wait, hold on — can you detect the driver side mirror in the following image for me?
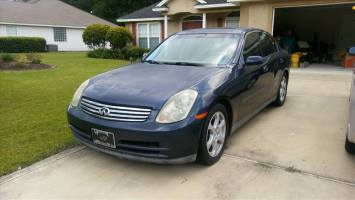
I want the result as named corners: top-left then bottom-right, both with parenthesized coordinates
top-left (245, 56), bottom-right (264, 65)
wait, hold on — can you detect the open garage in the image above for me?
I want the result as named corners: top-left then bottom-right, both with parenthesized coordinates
top-left (273, 3), bottom-right (355, 68)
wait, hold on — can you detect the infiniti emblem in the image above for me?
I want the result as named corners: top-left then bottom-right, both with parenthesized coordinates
top-left (99, 107), bottom-right (110, 116)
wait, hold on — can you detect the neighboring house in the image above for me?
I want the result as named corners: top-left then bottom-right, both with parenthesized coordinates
top-left (0, 0), bottom-right (116, 51)
top-left (117, 0), bottom-right (355, 65)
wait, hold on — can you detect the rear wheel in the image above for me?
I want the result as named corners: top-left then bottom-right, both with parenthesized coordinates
top-left (274, 73), bottom-right (288, 107)
top-left (197, 104), bottom-right (229, 165)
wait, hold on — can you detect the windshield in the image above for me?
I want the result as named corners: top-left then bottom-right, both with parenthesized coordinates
top-left (145, 33), bottom-right (240, 66)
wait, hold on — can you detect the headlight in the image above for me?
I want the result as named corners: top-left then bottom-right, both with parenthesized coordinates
top-left (156, 89), bottom-right (198, 124)
top-left (70, 79), bottom-right (90, 107)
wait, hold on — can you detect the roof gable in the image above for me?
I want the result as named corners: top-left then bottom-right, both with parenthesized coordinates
top-left (117, 0), bottom-right (239, 23)
top-left (156, 0), bottom-right (207, 8)
top-left (155, 0), bottom-right (228, 8)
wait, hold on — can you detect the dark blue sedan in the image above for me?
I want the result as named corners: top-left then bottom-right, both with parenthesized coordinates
top-left (67, 28), bottom-right (290, 165)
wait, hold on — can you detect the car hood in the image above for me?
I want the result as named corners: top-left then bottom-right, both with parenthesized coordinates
top-left (83, 63), bottom-right (227, 109)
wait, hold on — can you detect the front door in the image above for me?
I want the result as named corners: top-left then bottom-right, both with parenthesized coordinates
top-left (182, 21), bottom-right (202, 31)
top-left (236, 31), bottom-right (271, 121)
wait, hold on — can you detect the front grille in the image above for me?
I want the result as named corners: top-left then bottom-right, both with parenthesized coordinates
top-left (80, 97), bottom-right (152, 122)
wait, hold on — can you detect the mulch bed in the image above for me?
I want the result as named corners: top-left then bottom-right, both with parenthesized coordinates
top-left (0, 61), bottom-right (53, 71)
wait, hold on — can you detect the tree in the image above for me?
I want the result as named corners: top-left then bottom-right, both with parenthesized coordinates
top-left (82, 24), bottom-right (110, 49)
top-left (106, 27), bottom-right (133, 50)
top-left (61, 0), bottom-right (160, 23)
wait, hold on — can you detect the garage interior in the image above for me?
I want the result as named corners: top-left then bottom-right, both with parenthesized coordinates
top-left (273, 3), bottom-right (355, 68)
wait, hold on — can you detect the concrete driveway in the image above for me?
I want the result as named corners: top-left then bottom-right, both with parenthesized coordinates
top-left (1, 67), bottom-right (355, 199)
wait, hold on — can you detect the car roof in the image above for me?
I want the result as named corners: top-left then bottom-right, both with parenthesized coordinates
top-left (177, 27), bottom-right (263, 35)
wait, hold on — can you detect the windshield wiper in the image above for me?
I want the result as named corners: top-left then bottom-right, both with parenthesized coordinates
top-left (165, 62), bottom-right (205, 67)
top-left (143, 60), bottom-right (162, 65)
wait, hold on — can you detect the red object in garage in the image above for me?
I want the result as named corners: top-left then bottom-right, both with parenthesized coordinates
top-left (344, 55), bottom-right (355, 68)
top-left (344, 47), bottom-right (355, 68)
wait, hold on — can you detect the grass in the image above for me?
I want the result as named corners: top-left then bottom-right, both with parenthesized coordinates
top-left (0, 52), bottom-right (129, 176)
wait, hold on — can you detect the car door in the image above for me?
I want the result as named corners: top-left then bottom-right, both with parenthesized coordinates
top-left (259, 33), bottom-right (280, 100)
top-left (234, 31), bottom-right (271, 121)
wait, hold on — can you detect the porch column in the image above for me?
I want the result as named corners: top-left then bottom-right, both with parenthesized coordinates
top-left (164, 15), bottom-right (168, 39)
top-left (202, 13), bottom-right (207, 28)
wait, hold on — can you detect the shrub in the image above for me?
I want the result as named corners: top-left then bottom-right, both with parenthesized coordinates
top-left (15, 54), bottom-right (27, 63)
top-left (26, 53), bottom-right (42, 64)
top-left (87, 49), bottom-right (121, 59)
top-left (0, 53), bottom-right (15, 62)
top-left (106, 27), bottom-right (133, 50)
top-left (83, 24), bottom-right (110, 49)
top-left (121, 46), bottom-right (149, 61)
top-left (0, 37), bottom-right (46, 53)
top-left (87, 46), bottom-right (148, 61)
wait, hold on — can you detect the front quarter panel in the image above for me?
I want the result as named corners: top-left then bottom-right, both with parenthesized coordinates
top-left (191, 68), bottom-right (233, 114)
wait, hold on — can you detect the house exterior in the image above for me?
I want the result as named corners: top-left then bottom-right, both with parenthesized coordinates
top-left (117, 0), bottom-right (355, 51)
top-left (0, 0), bottom-right (116, 51)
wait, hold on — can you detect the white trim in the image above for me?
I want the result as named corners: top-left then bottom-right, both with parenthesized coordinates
top-left (164, 15), bottom-right (168, 39)
top-left (136, 22), bottom-right (161, 49)
top-left (197, 0), bottom-right (207, 4)
top-left (202, 13), bottom-right (207, 28)
top-left (195, 3), bottom-right (239, 9)
top-left (157, 0), bottom-right (207, 7)
top-left (227, 0), bottom-right (264, 2)
top-left (272, 1), bottom-right (355, 9)
top-left (156, 0), bottom-right (169, 7)
top-left (271, 7), bottom-right (275, 36)
top-left (0, 22), bottom-right (85, 29)
top-left (117, 17), bottom-right (167, 23)
top-left (152, 7), bottom-right (169, 12)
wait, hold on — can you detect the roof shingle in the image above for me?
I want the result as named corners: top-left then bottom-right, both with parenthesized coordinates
top-left (0, 0), bottom-right (116, 28)
top-left (119, 3), bottom-right (162, 20)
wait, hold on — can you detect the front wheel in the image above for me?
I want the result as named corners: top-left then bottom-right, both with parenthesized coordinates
top-left (197, 104), bottom-right (229, 165)
top-left (345, 133), bottom-right (355, 154)
top-left (274, 73), bottom-right (288, 107)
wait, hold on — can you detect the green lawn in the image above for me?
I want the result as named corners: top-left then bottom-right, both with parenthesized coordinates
top-left (0, 52), bottom-right (129, 176)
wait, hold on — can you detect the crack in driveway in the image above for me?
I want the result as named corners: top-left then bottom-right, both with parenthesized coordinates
top-left (223, 153), bottom-right (355, 187)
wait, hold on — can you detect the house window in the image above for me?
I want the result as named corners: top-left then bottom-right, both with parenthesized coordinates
top-left (53, 27), bottom-right (67, 42)
top-left (137, 23), bottom-right (160, 49)
top-left (6, 25), bottom-right (17, 36)
top-left (225, 12), bottom-right (240, 28)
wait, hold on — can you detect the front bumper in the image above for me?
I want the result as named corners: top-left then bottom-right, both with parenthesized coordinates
top-left (67, 106), bottom-right (204, 164)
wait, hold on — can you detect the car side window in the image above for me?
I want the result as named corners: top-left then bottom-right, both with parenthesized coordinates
top-left (260, 33), bottom-right (277, 57)
top-left (243, 32), bottom-right (262, 61)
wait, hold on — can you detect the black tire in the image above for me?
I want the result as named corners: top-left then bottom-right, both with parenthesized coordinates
top-left (274, 73), bottom-right (288, 107)
top-left (345, 134), bottom-right (355, 154)
top-left (197, 104), bottom-right (229, 166)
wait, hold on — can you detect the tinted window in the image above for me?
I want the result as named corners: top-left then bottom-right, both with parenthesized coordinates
top-left (260, 33), bottom-right (276, 56)
top-left (243, 32), bottom-right (262, 61)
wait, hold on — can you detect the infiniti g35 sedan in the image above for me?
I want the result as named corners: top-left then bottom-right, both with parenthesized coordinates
top-left (67, 28), bottom-right (290, 165)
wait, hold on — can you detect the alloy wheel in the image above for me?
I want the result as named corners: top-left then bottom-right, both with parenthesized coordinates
top-left (279, 76), bottom-right (287, 102)
top-left (206, 111), bottom-right (226, 157)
